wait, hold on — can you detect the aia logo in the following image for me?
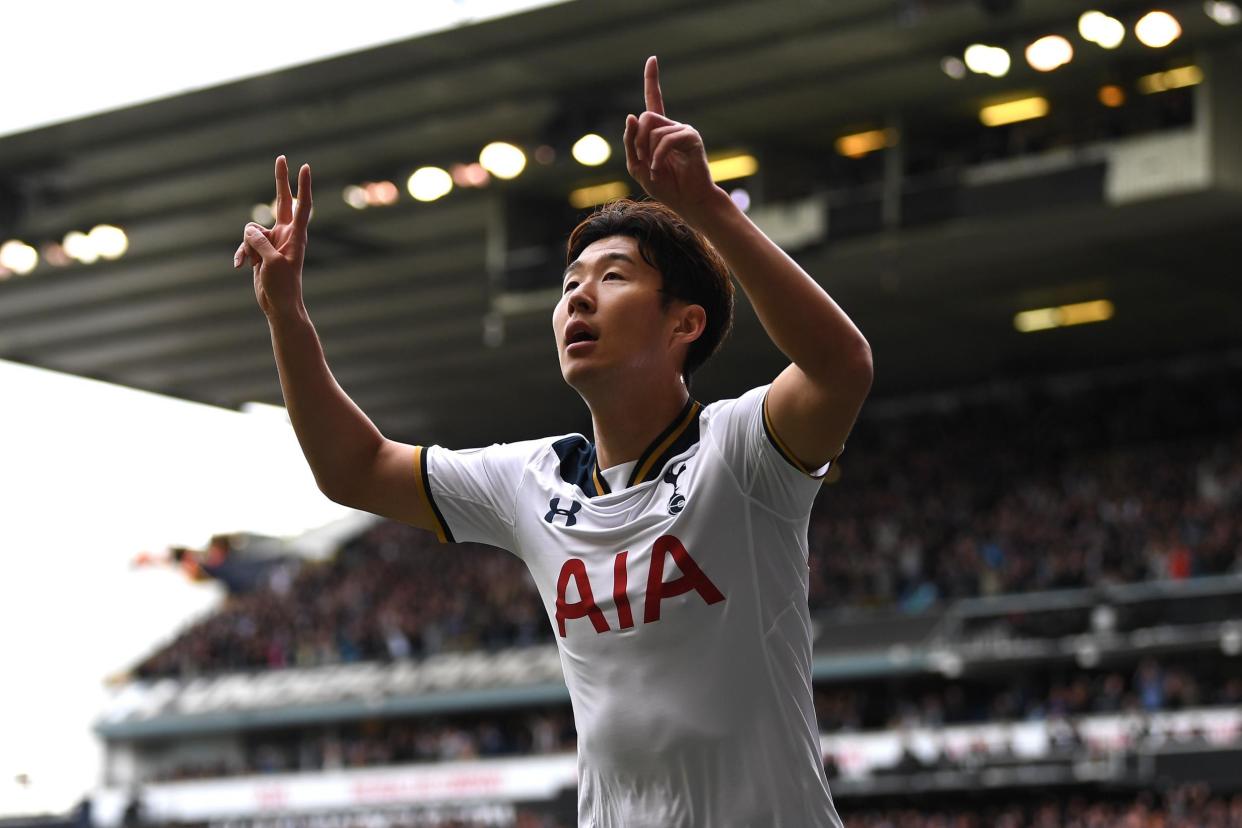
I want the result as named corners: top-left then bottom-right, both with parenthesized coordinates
top-left (555, 535), bottom-right (725, 637)
top-left (544, 497), bottom-right (583, 527)
top-left (664, 463), bottom-right (687, 514)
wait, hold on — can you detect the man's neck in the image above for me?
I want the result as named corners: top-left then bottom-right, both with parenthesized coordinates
top-left (586, 377), bottom-right (690, 470)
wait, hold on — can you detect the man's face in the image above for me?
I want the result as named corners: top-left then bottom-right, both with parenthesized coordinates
top-left (553, 234), bottom-right (676, 392)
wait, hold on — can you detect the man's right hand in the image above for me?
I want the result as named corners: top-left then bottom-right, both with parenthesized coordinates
top-left (234, 155), bottom-right (313, 319)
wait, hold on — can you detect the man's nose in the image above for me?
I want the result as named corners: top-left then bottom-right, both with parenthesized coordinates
top-left (567, 283), bottom-right (595, 314)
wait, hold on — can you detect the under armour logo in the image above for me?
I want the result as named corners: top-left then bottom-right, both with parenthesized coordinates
top-left (664, 463), bottom-right (688, 515)
top-left (544, 497), bottom-right (583, 526)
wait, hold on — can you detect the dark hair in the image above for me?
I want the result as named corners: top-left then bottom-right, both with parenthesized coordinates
top-left (566, 199), bottom-right (735, 385)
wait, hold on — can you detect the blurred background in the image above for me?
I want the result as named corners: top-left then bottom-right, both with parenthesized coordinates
top-left (1, 0), bottom-right (1241, 826)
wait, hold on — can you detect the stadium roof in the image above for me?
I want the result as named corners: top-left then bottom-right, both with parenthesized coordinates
top-left (1, 0), bottom-right (1240, 446)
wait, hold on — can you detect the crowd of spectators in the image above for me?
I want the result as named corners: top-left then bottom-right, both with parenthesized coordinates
top-left (153, 653), bottom-right (1241, 782)
top-left (815, 658), bottom-right (1242, 732)
top-left (158, 708), bottom-right (575, 781)
top-left (134, 360), bottom-right (1242, 679)
top-left (839, 785), bottom-right (1242, 828)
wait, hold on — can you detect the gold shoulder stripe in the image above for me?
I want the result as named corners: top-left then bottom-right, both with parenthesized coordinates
top-left (413, 445), bottom-right (453, 543)
top-left (761, 394), bottom-right (828, 480)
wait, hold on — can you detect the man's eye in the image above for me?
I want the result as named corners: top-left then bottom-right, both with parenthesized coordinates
top-left (563, 280), bottom-right (579, 293)
top-left (603, 272), bottom-right (623, 281)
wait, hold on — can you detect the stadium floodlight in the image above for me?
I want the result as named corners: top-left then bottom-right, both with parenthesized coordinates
top-left (343, 185), bottom-right (368, 209)
top-left (89, 224), bottom-right (128, 260)
top-left (0, 239), bottom-right (38, 274)
top-left (450, 163), bottom-right (490, 187)
top-left (63, 230), bottom-right (98, 264)
top-left (834, 128), bottom-right (898, 159)
top-left (1013, 299), bottom-right (1114, 332)
top-left (979, 96), bottom-right (1049, 127)
top-left (1205, 0), bottom-right (1242, 24)
top-left (1025, 35), bottom-right (1074, 71)
top-left (364, 181), bottom-right (399, 206)
top-left (1079, 11), bottom-right (1126, 47)
top-left (1135, 10), bottom-right (1182, 46)
top-left (1138, 65), bottom-right (1204, 93)
top-left (964, 43), bottom-right (1011, 77)
top-left (479, 142), bottom-right (527, 179)
top-left (41, 242), bottom-right (71, 267)
top-left (407, 167), bottom-right (453, 202)
top-left (252, 202), bottom-right (275, 224)
top-left (1098, 84), bottom-right (1126, 107)
top-left (569, 181), bottom-right (629, 209)
top-left (941, 56), bottom-right (967, 79)
top-left (571, 134), bottom-right (611, 167)
top-left (708, 153), bottom-right (758, 182)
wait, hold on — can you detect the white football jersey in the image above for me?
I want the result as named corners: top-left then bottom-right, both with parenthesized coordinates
top-left (415, 385), bottom-right (843, 828)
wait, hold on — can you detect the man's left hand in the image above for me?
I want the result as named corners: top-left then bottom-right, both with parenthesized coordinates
top-left (623, 56), bottom-right (724, 221)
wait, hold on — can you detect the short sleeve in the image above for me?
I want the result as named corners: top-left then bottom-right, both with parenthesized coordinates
top-left (701, 385), bottom-right (836, 520)
top-left (414, 440), bottom-right (542, 551)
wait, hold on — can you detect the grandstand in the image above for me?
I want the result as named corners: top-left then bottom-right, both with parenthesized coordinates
top-left (2, 1), bottom-right (1241, 826)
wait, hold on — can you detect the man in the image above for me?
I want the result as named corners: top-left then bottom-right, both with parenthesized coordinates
top-left (236, 57), bottom-right (870, 827)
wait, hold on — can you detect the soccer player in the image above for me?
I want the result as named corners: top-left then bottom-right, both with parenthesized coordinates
top-left (235, 57), bottom-right (870, 827)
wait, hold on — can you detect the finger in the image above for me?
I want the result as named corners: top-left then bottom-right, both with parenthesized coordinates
top-left (647, 124), bottom-right (686, 171)
top-left (244, 223), bottom-right (281, 264)
top-left (275, 156), bottom-right (293, 225)
top-left (235, 225), bottom-right (273, 268)
top-left (644, 55), bottom-right (664, 116)
top-left (294, 163), bottom-right (313, 231)
top-left (623, 114), bottom-right (648, 182)
top-left (650, 128), bottom-right (703, 181)
top-left (635, 111), bottom-right (675, 164)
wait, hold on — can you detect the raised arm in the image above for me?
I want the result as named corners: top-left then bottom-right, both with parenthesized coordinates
top-left (235, 156), bottom-right (438, 529)
top-left (623, 57), bottom-right (872, 471)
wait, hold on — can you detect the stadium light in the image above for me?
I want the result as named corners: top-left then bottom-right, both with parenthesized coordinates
top-left (1137, 65), bottom-right (1204, 93)
top-left (941, 56), bottom-right (967, 79)
top-left (1098, 84), bottom-right (1126, 107)
top-left (729, 188), bottom-right (751, 212)
top-left (1025, 35), bottom-right (1073, 71)
top-left (708, 153), bottom-right (758, 182)
top-left (0, 240), bottom-right (38, 275)
top-left (834, 128), bottom-right (897, 159)
top-left (979, 96), bottom-right (1049, 127)
top-left (479, 142), bottom-right (527, 179)
top-left (343, 185), bottom-right (368, 209)
top-left (964, 44), bottom-right (1011, 77)
top-left (90, 224), bottom-right (129, 260)
top-left (569, 181), bottom-right (629, 209)
top-left (364, 181), bottom-right (399, 206)
top-left (571, 134), bottom-right (611, 167)
top-left (450, 163), bottom-right (490, 187)
top-left (63, 231), bottom-right (96, 263)
top-left (251, 202), bottom-right (275, 225)
top-left (1014, 299), bottom-right (1114, 332)
top-left (1205, 0), bottom-right (1242, 25)
top-left (407, 167), bottom-right (453, 202)
top-left (1079, 11), bottom-right (1126, 48)
top-left (41, 242), bottom-right (71, 267)
top-left (1135, 10), bottom-right (1182, 47)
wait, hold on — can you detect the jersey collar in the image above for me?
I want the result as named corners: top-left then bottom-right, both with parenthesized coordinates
top-left (552, 397), bottom-right (703, 498)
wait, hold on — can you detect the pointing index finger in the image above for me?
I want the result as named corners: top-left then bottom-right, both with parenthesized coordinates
top-left (275, 155), bottom-right (293, 225)
top-left (644, 55), bottom-right (664, 116)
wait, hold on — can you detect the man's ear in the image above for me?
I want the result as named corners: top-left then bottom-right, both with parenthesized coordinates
top-left (672, 303), bottom-right (707, 346)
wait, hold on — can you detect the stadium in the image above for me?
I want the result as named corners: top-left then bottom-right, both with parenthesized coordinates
top-left (2, 1), bottom-right (1241, 826)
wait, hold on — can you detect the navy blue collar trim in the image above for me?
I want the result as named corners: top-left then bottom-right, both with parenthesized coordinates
top-left (552, 398), bottom-right (702, 497)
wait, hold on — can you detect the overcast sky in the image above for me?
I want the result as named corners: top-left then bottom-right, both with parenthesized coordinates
top-left (0, 0), bottom-right (572, 815)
